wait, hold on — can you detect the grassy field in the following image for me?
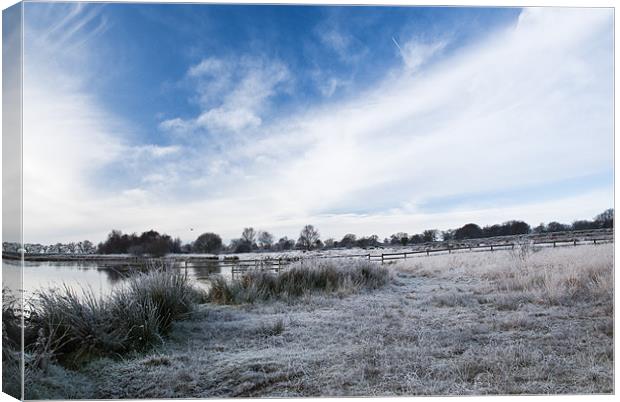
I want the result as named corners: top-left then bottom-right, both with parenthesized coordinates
top-left (10, 243), bottom-right (614, 398)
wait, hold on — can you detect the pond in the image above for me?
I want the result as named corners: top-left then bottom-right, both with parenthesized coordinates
top-left (1, 259), bottom-right (237, 299)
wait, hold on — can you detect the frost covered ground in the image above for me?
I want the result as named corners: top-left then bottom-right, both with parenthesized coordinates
top-left (28, 244), bottom-right (613, 398)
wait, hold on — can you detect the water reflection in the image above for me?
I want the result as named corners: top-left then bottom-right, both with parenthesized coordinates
top-left (1, 259), bottom-right (239, 299)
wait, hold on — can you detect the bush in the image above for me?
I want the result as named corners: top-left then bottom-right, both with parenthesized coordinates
top-left (208, 260), bottom-right (390, 304)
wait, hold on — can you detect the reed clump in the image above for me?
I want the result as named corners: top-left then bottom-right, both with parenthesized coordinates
top-left (209, 259), bottom-right (390, 304)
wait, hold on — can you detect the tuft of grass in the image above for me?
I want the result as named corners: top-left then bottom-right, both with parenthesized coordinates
top-left (430, 291), bottom-right (477, 308)
top-left (257, 318), bottom-right (285, 337)
top-left (25, 268), bottom-right (207, 367)
top-left (209, 260), bottom-right (390, 304)
top-left (30, 286), bottom-right (124, 365)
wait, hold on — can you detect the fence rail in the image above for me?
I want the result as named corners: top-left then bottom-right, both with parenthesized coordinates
top-left (222, 235), bottom-right (613, 276)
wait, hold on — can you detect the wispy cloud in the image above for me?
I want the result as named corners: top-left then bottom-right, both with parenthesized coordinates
top-left (393, 37), bottom-right (448, 72)
top-left (316, 20), bottom-right (368, 64)
top-left (160, 56), bottom-right (291, 135)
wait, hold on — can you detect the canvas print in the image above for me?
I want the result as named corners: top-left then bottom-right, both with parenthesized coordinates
top-left (1, 1), bottom-right (614, 399)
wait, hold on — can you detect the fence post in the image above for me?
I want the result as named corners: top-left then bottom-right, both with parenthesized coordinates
top-left (490, 245), bottom-right (493, 252)
top-left (511, 244), bottom-right (515, 250)
top-left (573, 239), bottom-right (577, 246)
top-left (594, 239), bottom-right (597, 245)
top-left (426, 249), bottom-right (429, 256)
top-left (553, 241), bottom-right (556, 248)
top-left (367, 253), bottom-right (371, 261)
top-left (381, 254), bottom-right (384, 264)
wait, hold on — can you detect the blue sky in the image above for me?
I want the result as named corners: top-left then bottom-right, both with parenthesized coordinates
top-left (20, 3), bottom-right (613, 243)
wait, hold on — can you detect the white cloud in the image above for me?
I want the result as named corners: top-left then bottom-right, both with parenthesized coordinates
top-left (21, 7), bottom-right (613, 244)
top-left (196, 108), bottom-right (262, 132)
top-left (317, 23), bottom-right (368, 64)
top-left (396, 38), bottom-right (447, 72)
top-left (158, 118), bottom-right (193, 136)
top-left (160, 56), bottom-right (291, 134)
top-left (187, 57), bottom-right (226, 77)
top-left (136, 145), bottom-right (181, 158)
top-left (320, 29), bottom-right (351, 58)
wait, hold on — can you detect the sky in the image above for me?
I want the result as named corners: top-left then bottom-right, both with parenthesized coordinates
top-left (19, 2), bottom-right (613, 244)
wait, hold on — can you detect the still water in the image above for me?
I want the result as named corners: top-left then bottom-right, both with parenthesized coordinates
top-left (1, 259), bottom-right (235, 299)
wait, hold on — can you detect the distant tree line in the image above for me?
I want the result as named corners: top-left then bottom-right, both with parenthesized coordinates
top-left (95, 209), bottom-right (613, 256)
top-left (97, 230), bottom-right (182, 257)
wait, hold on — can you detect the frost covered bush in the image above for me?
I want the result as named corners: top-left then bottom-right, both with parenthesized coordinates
top-left (209, 259), bottom-right (390, 304)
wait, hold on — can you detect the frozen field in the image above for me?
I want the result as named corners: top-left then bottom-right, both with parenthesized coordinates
top-left (23, 244), bottom-right (613, 398)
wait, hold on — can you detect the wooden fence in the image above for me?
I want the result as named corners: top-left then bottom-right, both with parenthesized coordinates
top-left (200, 234), bottom-right (614, 277)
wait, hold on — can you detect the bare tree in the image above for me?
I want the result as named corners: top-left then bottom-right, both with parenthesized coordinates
top-left (297, 225), bottom-right (320, 250)
top-left (258, 231), bottom-right (274, 250)
top-left (241, 227), bottom-right (257, 247)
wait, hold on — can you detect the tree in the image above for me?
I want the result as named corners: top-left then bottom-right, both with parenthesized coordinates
top-left (231, 239), bottom-right (252, 253)
top-left (297, 225), bottom-right (320, 250)
top-left (422, 229), bottom-right (438, 242)
top-left (366, 234), bottom-right (380, 247)
top-left (323, 238), bottom-right (336, 249)
top-left (595, 209), bottom-right (614, 228)
top-left (241, 227), bottom-right (257, 246)
top-left (193, 232), bottom-right (223, 254)
top-left (138, 230), bottom-right (173, 257)
top-left (340, 233), bottom-right (357, 248)
top-left (409, 234), bottom-right (424, 244)
top-left (258, 231), bottom-right (274, 250)
top-left (441, 230), bottom-right (455, 241)
top-left (171, 237), bottom-right (183, 254)
top-left (482, 224), bottom-right (503, 238)
top-left (572, 220), bottom-right (597, 231)
top-left (546, 221), bottom-right (569, 232)
top-left (181, 244), bottom-right (193, 253)
top-left (78, 240), bottom-right (95, 254)
top-left (357, 236), bottom-right (371, 248)
top-left (275, 237), bottom-right (295, 251)
top-left (454, 224), bottom-right (483, 240)
top-left (532, 223), bottom-right (546, 234)
top-left (504, 220), bottom-right (531, 236)
top-left (390, 232), bottom-right (409, 246)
